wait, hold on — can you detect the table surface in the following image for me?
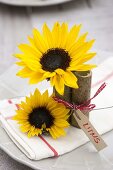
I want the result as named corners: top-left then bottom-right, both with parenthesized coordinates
top-left (0, 0), bottom-right (113, 169)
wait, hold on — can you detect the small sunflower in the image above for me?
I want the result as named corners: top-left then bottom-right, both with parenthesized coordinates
top-left (15, 22), bottom-right (96, 95)
top-left (13, 89), bottom-right (70, 139)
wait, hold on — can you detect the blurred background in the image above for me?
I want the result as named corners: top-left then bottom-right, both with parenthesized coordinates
top-left (0, 0), bottom-right (113, 75)
top-left (0, 0), bottom-right (113, 169)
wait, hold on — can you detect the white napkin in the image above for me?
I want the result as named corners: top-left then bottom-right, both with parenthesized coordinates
top-left (0, 58), bottom-right (113, 160)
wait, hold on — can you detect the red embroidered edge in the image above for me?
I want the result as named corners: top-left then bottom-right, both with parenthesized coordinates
top-left (39, 135), bottom-right (58, 157)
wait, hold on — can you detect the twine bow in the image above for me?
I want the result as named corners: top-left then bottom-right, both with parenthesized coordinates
top-left (53, 83), bottom-right (106, 111)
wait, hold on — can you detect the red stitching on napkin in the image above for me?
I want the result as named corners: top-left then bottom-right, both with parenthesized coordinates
top-left (39, 135), bottom-right (58, 157)
top-left (15, 104), bottom-right (20, 110)
top-left (8, 99), bottom-right (13, 104)
top-left (92, 70), bottom-right (113, 88)
top-left (7, 99), bottom-right (19, 110)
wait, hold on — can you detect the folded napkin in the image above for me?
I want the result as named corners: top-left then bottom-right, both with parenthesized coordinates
top-left (0, 58), bottom-right (113, 160)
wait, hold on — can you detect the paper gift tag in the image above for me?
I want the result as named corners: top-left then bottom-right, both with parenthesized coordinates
top-left (73, 109), bottom-right (107, 151)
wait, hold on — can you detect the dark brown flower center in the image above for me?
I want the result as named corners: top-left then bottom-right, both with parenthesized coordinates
top-left (28, 107), bottom-right (54, 128)
top-left (40, 48), bottom-right (71, 72)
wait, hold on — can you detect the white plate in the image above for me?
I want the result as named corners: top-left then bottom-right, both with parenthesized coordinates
top-left (0, 0), bottom-right (72, 6)
top-left (0, 125), bottom-right (113, 170)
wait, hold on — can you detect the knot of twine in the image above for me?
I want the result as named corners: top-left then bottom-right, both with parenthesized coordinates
top-left (53, 83), bottom-right (106, 112)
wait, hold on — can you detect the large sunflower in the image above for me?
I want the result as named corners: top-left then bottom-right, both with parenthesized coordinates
top-left (15, 22), bottom-right (96, 95)
top-left (13, 89), bottom-right (69, 139)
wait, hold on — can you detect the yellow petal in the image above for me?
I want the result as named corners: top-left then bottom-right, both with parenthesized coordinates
top-left (53, 74), bottom-right (65, 95)
top-left (14, 53), bottom-right (25, 59)
top-left (27, 131), bottom-right (32, 138)
top-left (30, 89), bottom-right (41, 108)
top-left (18, 44), bottom-right (42, 59)
top-left (34, 88), bottom-right (41, 98)
top-left (29, 72), bottom-right (44, 84)
top-left (28, 36), bottom-right (36, 49)
top-left (15, 53), bottom-right (38, 63)
top-left (77, 32), bottom-right (88, 43)
top-left (15, 109), bottom-right (28, 116)
top-left (52, 126), bottom-right (66, 137)
top-left (70, 52), bottom-right (96, 66)
top-left (50, 76), bottom-right (55, 86)
top-left (33, 129), bottom-right (41, 136)
top-left (22, 58), bottom-right (42, 71)
top-left (30, 126), bottom-right (35, 132)
top-left (52, 108), bottom-right (69, 119)
top-left (51, 107), bottom-right (66, 116)
top-left (16, 67), bottom-right (33, 78)
top-left (69, 64), bottom-right (97, 71)
top-left (40, 90), bottom-right (49, 106)
top-left (50, 126), bottom-right (61, 138)
top-left (54, 119), bottom-right (69, 128)
top-left (49, 129), bottom-right (57, 139)
top-left (20, 124), bottom-right (31, 133)
top-left (16, 61), bottom-right (26, 66)
top-left (32, 28), bottom-right (48, 53)
top-left (55, 69), bottom-right (65, 75)
top-left (52, 22), bottom-right (60, 47)
top-left (67, 32), bottom-right (88, 54)
top-left (68, 32), bottom-right (88, 53)
top-left (70, 40), bottom-right (95, 57)
top-left (59, 23), bottom-right (68, 48)
top-left (81, 52), bottom-right (96, 63)
top-left (43, 23), bottom-right (53, 48)
top-left (43, 71), bottom-right (56, 79)
top-left (20, 101), bottom-right (32, 113)
top-left (46, 99), bottom-right (57, 111)
top-left (66, 24), bottom-right (81, 49)
top-left (63, 71), bottom-right (78, 89)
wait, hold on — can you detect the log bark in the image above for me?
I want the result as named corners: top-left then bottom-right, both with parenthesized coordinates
top-left (70, 71), bottom-right (92, 128)
top-left (53, 86), bottom-right (71, 102)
